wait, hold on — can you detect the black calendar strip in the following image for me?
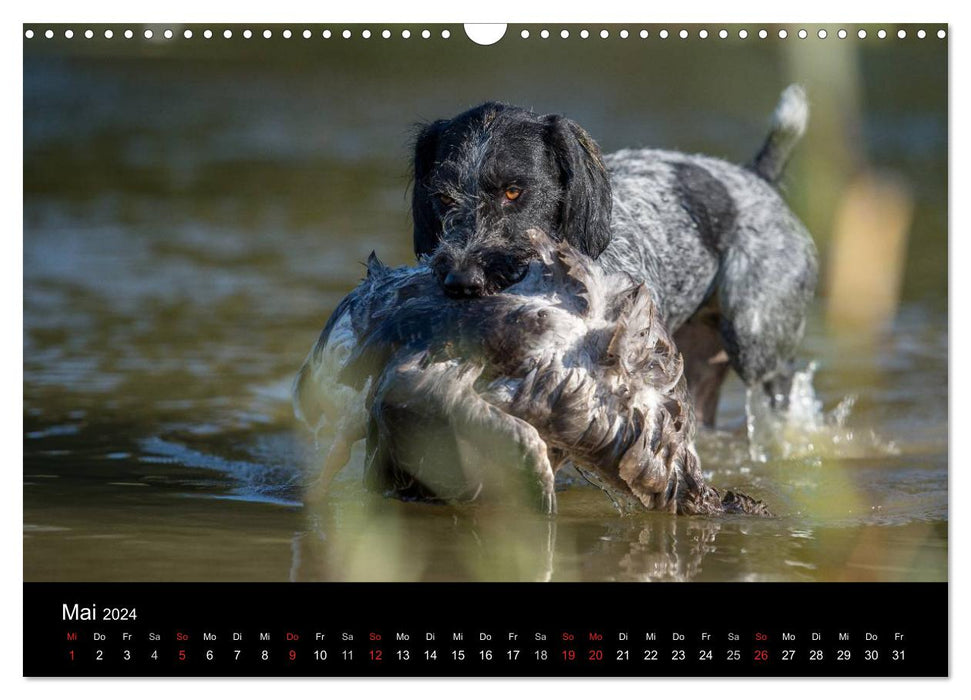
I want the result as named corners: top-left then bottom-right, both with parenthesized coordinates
top-left (24, 582), bottom-right (947, 677)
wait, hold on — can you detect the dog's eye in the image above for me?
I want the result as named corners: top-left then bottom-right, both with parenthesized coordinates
top-left (438, 194), bottom-right (455, 207)
top-left (504, 186), bottom-right (523, 201)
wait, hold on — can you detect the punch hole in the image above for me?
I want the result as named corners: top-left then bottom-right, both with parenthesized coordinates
top-left (520, 30), bottom-right (529, 39)
top-left (540, 29), bottom-right (549, 39)
top-left (203, 29), bottom-right (212, 39)
top-left (164, 29), bottom-right (173, 39)
top-left (421, 29), bottom-right (430, 39)
top-left (738, 29), bottom-right (748, 39)
top-left (402, 29), bottom-right (411, 39)
top-left (718, 29), bottom-right (728, 39)
top-left (144, 29), bottom-right (153, 39)
top-left (105, 29), bottom-right (113, 38)
top-left (917, 29), bottom-right (926, 39)
top-left (758, 29), bottom-right (767, 39)
top-left (441, 30), bottom-right (451, 39)
top-left (620, 29), bottom-right (629, 38)
top-left (560, 29), bottom-right (569, 39)
top-left (817, 29), bottom-right (827, 39)
top-left (877, 29), bottom-right (887, 39)
top-left (323, 30), bottom-right (332, 39)
top-left (638, 29), bottom-right (647, 39)
top-left (897, 29), bottom-right (906, 39)
top-left (798, 29), bottom-right (807, 39)
top-left (64, 29), bottom-right (74, 39)
top-left (342, 29), bottom-right (351, 39)
top-left (242, 29), bottom-right (251, 39)
top-left (364, 30), bottom-right (372, 39)
top-left (282, 29), bottom-right (291, 39)
top-left (837, 29), bottom-right (847, 39)
top-left (302, 30), bottom-right (310, 39)
top-left (778, 29), bottom-right (788, 39)
top-left (223, 29), bottom-right (232, 39)
top-left (25, 29), bottom-right (34, 38)
top-left (581, 29), bottom-right (589, 39)
top-left (184, 29), bottom-right (193, 39)
top-left (464, 24), bottom-right (506, 45)
top-left (600, 30), bottom-right (609, 39)
top-left (858, 29), bottom-right (867, 39)
top-left (699, 29), bottom-right (708, 39)
top-left (937, 29), bottom-right (946, 39)
top-left (124, 29), bottom-right (133, 39)
top-left (383, 30), bottom-right (391, 39)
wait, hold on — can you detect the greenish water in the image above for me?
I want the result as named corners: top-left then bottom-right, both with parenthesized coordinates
top-left (24, 27), bottom-right (947, 582)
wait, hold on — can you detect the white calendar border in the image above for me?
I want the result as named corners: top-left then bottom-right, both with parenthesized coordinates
top-left (4, 0), bottom-right (963, 697)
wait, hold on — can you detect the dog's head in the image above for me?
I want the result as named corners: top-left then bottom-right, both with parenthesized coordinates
top-left (411, 102), bottom-right (612, 298)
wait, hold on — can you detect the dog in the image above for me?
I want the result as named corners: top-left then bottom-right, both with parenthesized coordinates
top-left (410, 86), bottom-right (818, 427)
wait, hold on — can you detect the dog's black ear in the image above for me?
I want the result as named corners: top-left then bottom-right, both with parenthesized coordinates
top-left (545, 116), bottom-right (612, 259)
top-left (411, 119), bottom-right (448, 259)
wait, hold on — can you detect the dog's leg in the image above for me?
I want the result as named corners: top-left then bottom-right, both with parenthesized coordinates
top-left (717, 241), bottom-right (816, 411)
top-left (673, 313), bottom-right (731, 428)
top-left (760, 363), bottom-right (797, 411)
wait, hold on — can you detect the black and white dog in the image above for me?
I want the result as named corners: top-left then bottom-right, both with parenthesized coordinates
top-left (411, 86), bottom-right (818, 426)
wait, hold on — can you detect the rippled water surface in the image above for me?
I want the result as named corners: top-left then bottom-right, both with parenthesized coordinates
top-left (24, 33), bottom-right (947, 582)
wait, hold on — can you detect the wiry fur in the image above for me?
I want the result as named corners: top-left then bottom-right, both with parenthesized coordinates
top-left (294, 230), bottom-right (770, 516)
top-left (410, 88), bottom-right (818, 426)
top-left (750, 84), bottom-right (810, 183)
top-left (412, 103), bottom-right (613, 297)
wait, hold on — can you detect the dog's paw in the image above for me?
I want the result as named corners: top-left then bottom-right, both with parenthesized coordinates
top-left (540, 488), bottom-right (558, 516)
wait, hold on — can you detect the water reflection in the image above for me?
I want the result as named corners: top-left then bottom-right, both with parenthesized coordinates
top-left (607, 519), bottom-right (722, 582)
top-left (288, 495), bottom-right (808, 583)
top-left (290, 499), bottom-right (558, 583)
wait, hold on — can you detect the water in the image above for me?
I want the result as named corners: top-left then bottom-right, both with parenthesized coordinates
top-left (23, 32), bottom-right (947, 582)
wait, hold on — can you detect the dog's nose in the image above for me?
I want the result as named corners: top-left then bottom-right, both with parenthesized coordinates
top-left (443, 269), bottom-right (486, 298)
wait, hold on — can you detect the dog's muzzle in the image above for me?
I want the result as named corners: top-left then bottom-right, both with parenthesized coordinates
top-left (443, 268), bottom-right (487, 298)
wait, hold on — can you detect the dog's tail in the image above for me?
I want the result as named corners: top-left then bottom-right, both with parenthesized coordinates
top-left (749, 85), bottom-right (809, 184)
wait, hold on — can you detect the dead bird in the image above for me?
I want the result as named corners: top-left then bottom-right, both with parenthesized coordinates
top-left (294, 230), bottom-right (770, 517)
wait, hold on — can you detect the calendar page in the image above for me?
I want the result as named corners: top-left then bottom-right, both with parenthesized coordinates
top-left (22, 20), bottom-right (948, 677)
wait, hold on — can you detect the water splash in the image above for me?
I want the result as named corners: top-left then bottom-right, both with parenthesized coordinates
top-left (745, 362), bottom-right (898, 463)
